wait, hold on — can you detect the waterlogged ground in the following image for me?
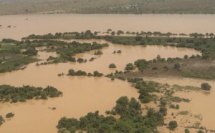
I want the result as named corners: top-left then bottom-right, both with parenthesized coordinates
top-left (145, 77), bottom-right (215, 131)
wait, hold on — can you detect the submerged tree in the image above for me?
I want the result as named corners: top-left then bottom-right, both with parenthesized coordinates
top-left (57, 96), bottom-right (164, 133)
top-left (125, 63), bottom-right (135, 71)
top-left (168, 121), bottom-right (178, 130)
top-left (109, 63), bottom-right (116, 68)
top-left (201, 83), bottom-right (211, 91)
top-left (0, 116), bottom-right (4, 126)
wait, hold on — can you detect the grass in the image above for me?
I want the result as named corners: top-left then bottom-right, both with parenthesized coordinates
top-left (172, 85), bottom-right (200, 92)
top-left (181, 71), bottom-right (215, 79)
top-left (178, 111), bottom-right (190, 115)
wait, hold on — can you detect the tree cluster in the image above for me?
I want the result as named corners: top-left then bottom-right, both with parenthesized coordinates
top-left (57, 96), bottom-right (164, 133)
top-left (134, 81), bottom-right (158, 103)
top-left (0, 85), bottom-right (62, 103)
top-left (68, 69), bottom-right (103, 77)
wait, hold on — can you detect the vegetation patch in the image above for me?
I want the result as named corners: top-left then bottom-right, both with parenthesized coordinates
top-left (67, 69), bottom-right (103, 77)
top-left (177, 111), bottom-right (190, 115)
top-left (108, 63), bottom-right (116, 68)
top-left (57, 96), bottom-right (165, 133)
top-left (201, 83), bottom-right (212, 91)
top-left (0, 41), bottom-right (39, 73)
top-left (125, 63), bottom-right (135, 71)
top-left (0, 85), bottom-right (62, 103)
top-left (94, 50), bottom-right (103, 55)
top-left (6, 112), bottom-right (14, 118)
top-left (168, 121), bottom-right (178, 130)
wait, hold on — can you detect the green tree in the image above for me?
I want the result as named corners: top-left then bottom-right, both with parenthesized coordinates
top-left (159, 106), bottom-right (167, 116)
top-left (117, 50), bottom-right (122, 53)
top-left (68, 69), bottom-right (75, 76)
top-left (117, 30), bottom-right (124, 35)
top-left (135, 36), bottom-right (143, 41)
top-left (197, 130), bottom-right (204, 133)
top-left (0, 116), bottom-right (4, 126)
top-left (125, 63), bottom-right (135, 71)
top-left (93, 71), bottom-right (103, 77)
top-left (147, 108), bottom-right (156, 117)
top-left (185, 128), bottom-right (190, 133)
top-left (134, 59), bottom-right (149, 71)
top-left (6, 112), bottom-right (15, 118)
top-left (115, 96), bottom-right (129, 115)
top-left (98, 123), bottom-right (112, 133)
top-left (168, 121), bottom-right (178, 130)
top-left (201, 83), bottom-right (211, 91)
top-left (23, 47), bottom-right (38, 56)
top-left (184, 55), bottom-right (188, 59)
top-left (114, 120), bottom-right (133, 133)
top-left (128, 98), bottom-right (141, 116)
top-left (109, 63), bottom-right (116, 68)
top-left (174, 63), bottom-right (181, 71)
top-left (111, 31), bottom-right (115, 36)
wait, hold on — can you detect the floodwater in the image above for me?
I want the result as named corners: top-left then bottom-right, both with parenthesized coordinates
top-left (145, 77), bottom-right (215, 130)
top-left (0, 14), bottom-right (215, 40)
top-left (0, 14), bottom-right (214, 132)
top-left (0, 40), bottom-right (200, 132)
top-left (63, 39), bottom-right (201, 74)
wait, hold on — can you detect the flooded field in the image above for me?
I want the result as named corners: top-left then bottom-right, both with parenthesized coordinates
top-left (0, 14), bottom-right (214, 133)
top-left (145, 77), bottom-right (215, 130)
top-left (0, 41), bottom-right (200, 132)
top-left (0, 14), bottom-right (215, 40)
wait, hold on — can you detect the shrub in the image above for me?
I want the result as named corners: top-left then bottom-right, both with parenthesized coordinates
top-left (168, 121), bottom-right (178, 130)
top-left (174, 63), bottom-right (181, 71)
top-left (0, 116), bottom-right (4, 126)
top-left (109, 63), bottom-right (116, 68)
top-left (134, 59), bottom-right (149, 71)
top-left (125, 63), bottom-right (135, 71)
top-left (201, 83), bottom-right (211, 91)
top-left (93, 71), bottom-right (103, 77)
top-left (117, 50), bottom-right (122, 53)
top-left (77, 58), bottom-right (85, 63)
top-left (185, 128), bottom-right (190, 133)
top-left (197, 130), bottom-right (204, 133)
top-left (94, 50), bottom-right (103, 55)
top-left (184, 55), bottom-right (188, 59)
top-left (6, 112), bottom-right (14, 118)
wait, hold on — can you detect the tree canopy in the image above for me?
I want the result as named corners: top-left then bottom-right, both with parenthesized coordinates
top-left (57, 96), bottom-right (165, 133)
top-left (0, 85), bottom-right (62, 103)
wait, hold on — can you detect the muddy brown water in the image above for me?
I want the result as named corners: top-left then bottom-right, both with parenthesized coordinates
top-left (0, 14), bottom-right (214, 132)
top-left (145, 77), bottom-right (215, 131)
top-left (0, 40), bottom-right (201, 133)
top-left (0, 14), bottom-right (215, 40)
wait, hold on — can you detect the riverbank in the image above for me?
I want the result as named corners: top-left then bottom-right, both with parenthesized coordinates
top-left (0, 0), bottom-right (215, 15)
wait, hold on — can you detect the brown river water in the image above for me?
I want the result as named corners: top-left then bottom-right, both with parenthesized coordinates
top-left (0, 14), bottom-right (214, 133)
top-left (0, 14), bottom-right (215, 40)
